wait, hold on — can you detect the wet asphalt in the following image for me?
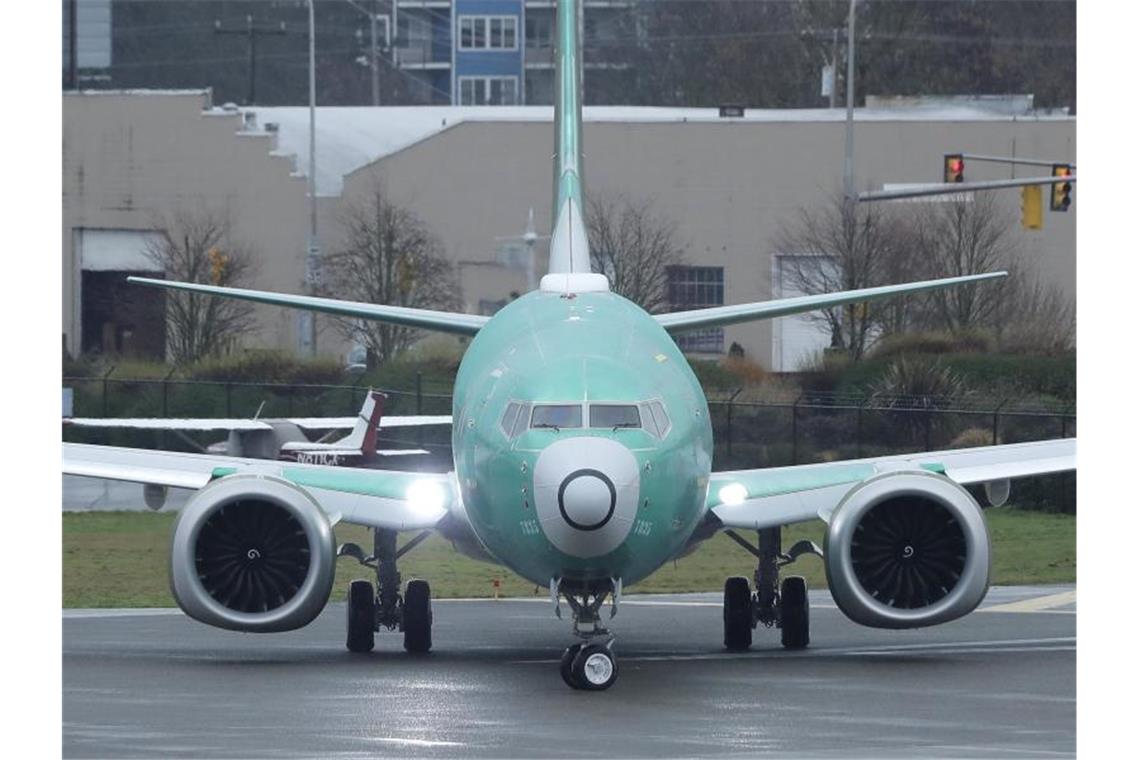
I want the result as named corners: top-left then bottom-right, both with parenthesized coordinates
top-left (63, 586), bottom-right (1075, 759)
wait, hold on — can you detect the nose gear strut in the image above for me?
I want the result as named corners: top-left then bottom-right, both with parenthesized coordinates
top-left (553, 577), bottom-right (621, 690)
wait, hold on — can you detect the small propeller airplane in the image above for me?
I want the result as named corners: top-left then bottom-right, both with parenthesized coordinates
top-left (64, 390), bottom-right (449, 466)
top-left (63, 0), bottom-right (1076, 691)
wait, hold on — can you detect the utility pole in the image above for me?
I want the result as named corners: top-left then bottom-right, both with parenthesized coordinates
top-left (345, 0), bottom-right (385, 106)
top-left (214, 15), bottom-right (288, 106)
top-left (67, 0), bottom-right (78, 89)
top-left (829, 28), bottom-right (839, 109)
top-left (843, 0), bottom-right (857, 202)
top-left (370, 3), bottom-right (380, 106)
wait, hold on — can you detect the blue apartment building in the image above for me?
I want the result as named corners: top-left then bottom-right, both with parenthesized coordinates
top-left (393, 1), bottom-right (635, 105)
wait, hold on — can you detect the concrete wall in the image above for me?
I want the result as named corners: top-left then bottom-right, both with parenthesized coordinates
top-left (63, 92), bottom-right (327, 357)
top-left (347, 117), bottom-right (1075, 366)
top-left (63, 93), bottom-right (1075, 369)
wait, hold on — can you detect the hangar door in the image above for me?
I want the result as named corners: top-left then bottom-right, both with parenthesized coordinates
top-left (78, 229), bottom-right (165, 358)
top-left (771, 254), bottom-right (836, 372)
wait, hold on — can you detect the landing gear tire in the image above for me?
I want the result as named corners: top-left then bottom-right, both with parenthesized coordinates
top-left (569, 644), bottom-right (617, 691)
top-left (723, 576), bottom-right (753, 651)
top-left (780, 575), bottom-right (809, 650)
top-left (402, 579), bottom-right (433, 653)
top-left (346, 579), bottom-right (376, 653)
top-left (560, 643), bottom-right (585, 688)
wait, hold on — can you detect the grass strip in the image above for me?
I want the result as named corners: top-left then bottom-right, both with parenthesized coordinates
top-left (62, 507), bottom-right (1074, 608)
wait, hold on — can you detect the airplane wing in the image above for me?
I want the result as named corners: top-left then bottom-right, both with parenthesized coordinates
top-left (65, 417), bottom-right (275, 431)
top-left (63, 443), bottom-right (452, 531)
top-left (708, 438), bottom-right (1075, 531)
top-left (64, 414), bottom-right (451, 432)
top-left (287, 415), bottom-right (453, 430)
top-left (127, 277), bottom-right (489, 336)
top-left (655, 272), bottom-right (1006, 332)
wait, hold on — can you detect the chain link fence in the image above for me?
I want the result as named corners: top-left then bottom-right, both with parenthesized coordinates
top-left (63, 376), bottom-right (1076, 511)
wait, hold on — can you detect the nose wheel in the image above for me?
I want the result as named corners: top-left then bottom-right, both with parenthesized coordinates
top-left (561, 643), bottom-right (618, 690)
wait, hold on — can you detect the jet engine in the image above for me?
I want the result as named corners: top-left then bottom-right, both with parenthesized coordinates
top-left (169, 474), bottom-right (336, 632)
top-left (824, 470), bottom-right (990, 629)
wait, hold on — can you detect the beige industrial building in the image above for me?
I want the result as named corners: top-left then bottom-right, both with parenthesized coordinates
top-left (62, 90), bottom-right (1075, 370)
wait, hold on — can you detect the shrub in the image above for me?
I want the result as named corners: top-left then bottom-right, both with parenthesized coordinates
top-left (870, 356), bottom-right (970, 403)
top-left (950, 427), bottom-right (995, 448)
top-left (189, 351), bottom-right (345, 385)
top-left (871, 329), bottom-right (994, 361)
top-left (720, 356), bottom-right (768, 385)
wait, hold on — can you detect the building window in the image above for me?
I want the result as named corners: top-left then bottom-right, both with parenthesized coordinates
top-left (459, 76), bottom-right (519, 105)
top-left (526, 12), bottom-right (553, 49)
top-left (668, 265), bottom-right (725, 353)
top-left (458, 16), bottom-right (518, 50)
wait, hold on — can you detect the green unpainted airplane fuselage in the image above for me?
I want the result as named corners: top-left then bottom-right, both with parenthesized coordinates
top-left (452, 289), bottom-right (714, 589)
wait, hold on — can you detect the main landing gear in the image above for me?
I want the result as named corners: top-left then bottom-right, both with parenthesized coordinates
top-left (555, 579), bottom-right (620, 690)
top-left (723, 526), bottom-right (820, 652)
top-left (339, 528), bottom-right (434, 654)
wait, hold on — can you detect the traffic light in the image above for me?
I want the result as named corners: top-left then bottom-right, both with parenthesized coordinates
top-left (207, 247), bottom-right (229, 284)
top-left (1050, 164), bottom-right (1073, 211)
top-left (1020, 185), bottom-right (1043, 230)
top-left (943, 153), bottom-right (965, 183)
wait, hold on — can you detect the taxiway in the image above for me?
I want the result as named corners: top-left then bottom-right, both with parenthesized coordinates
top-left (63, 586), bottom-right (1075, 758)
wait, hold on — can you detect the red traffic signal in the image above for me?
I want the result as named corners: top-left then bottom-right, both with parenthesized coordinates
top-left (944, 154), bottom-right (965, 183)
top-left (1050, 164), bottom-right (1072, 212)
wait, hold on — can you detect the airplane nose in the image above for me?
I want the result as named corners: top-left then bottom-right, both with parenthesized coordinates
top-left (533, 438), bottom-right (640, 558)
top-left (558, 469), bottom-right (616, 531)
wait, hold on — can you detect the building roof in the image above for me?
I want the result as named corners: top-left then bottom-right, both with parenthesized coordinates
top-left (226, 104), bottom-right (1072, 197)
top-left (65, 92), bottom-right (1074, 197)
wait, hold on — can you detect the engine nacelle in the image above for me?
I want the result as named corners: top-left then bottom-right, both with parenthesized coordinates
top-left (824, 470), bottom-right (990, 629)
top-left (170, 474), bottom-right (336, 632)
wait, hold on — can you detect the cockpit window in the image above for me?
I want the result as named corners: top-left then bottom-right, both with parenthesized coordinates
top-left (648, 401), bottom-right (672, 438)
top-left (589, 404), bottom-right (640, 429)
top-left (500, 402), bottom-right (522, 437)
top-left (531, 404), bottom-right (582, 429)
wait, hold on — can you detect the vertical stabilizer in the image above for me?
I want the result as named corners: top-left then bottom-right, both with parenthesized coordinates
top-left (547, 0), bottom-right (593, 277)
top-left (341, 390), bottom-right (385, 461)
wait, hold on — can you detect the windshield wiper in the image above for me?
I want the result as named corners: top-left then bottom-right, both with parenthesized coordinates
top-left (612, 423), bottom-right (640, 431)
top-left (533, 423), bottom-right (561, 432)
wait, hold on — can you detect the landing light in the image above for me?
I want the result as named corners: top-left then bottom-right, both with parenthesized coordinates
top-left (718, 483), bottom-right (748, 506)
top-left (406, 479), bottom-right (447, 518)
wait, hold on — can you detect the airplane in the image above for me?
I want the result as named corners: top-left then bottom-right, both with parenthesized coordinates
top-left (62, 0), bottom-right (1076, 691)
top-left (64, 390), bottom-right (450, 466)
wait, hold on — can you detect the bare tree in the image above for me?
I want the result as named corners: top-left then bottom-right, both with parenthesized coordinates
top-left (773, 194), bottom-right (910, 361)
top-left (586, 194), bottom-right (686, 313)
top-left (911, 192), bottom-right (1019, 332)
top-left (324, 182), bottom-right (461, 365)
top-left (143, 206), bottom-right (258, 364)
top-left (990, 270), bottom-right (1075, 355)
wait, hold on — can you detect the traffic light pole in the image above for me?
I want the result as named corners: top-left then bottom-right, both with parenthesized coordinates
top-left (858, 174), bottom-right (1077, 203)
top-left (960, 153), bottom-right (1076, 169)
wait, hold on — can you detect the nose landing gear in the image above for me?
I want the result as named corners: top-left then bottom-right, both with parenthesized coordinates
top-left (723, 526), bottom-right (820, 651)
top-left (555, 579), bottom-right (620, 690)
